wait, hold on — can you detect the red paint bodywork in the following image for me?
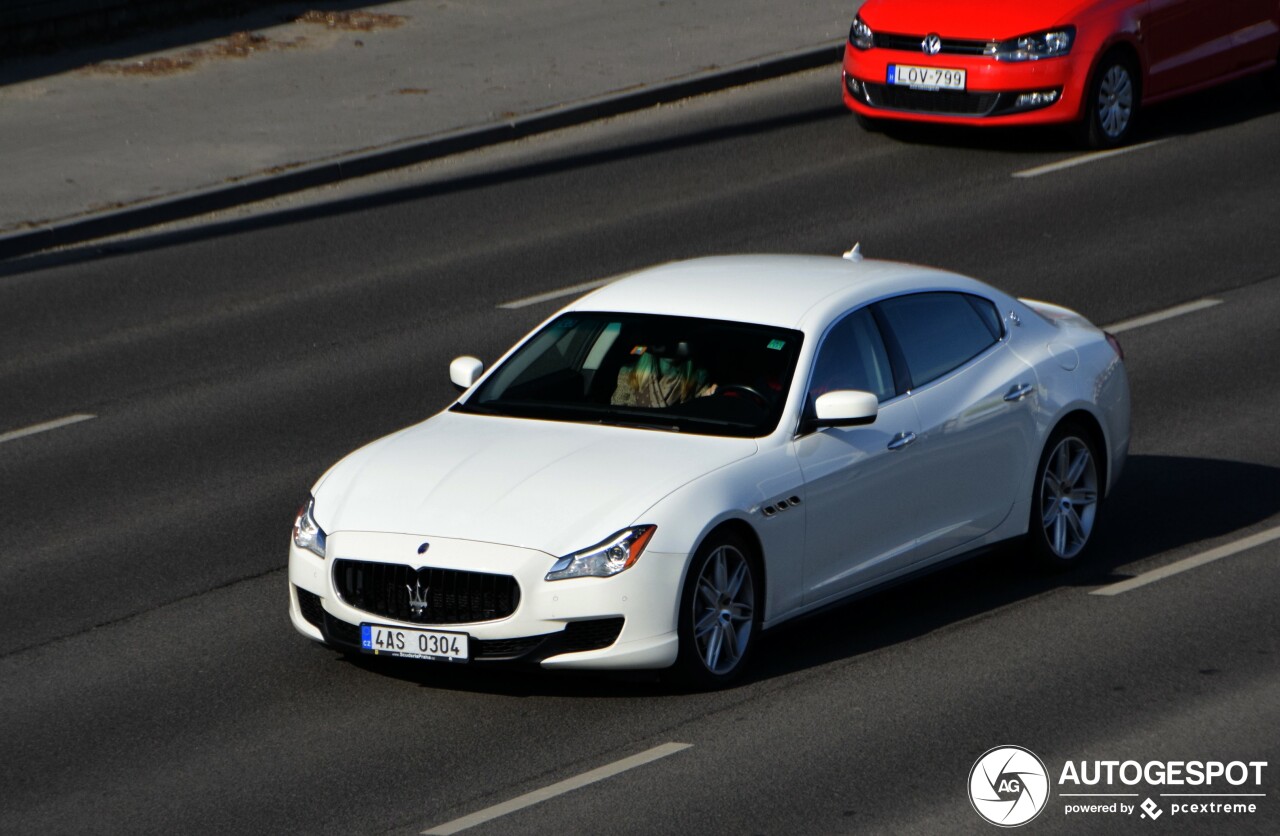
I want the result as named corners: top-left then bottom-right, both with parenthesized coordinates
top-left (842, 0), bottom-right (1280, 127)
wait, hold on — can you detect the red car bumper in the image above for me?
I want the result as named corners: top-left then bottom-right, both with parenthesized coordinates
top-left (842, 42), bottom-right (1094, 127)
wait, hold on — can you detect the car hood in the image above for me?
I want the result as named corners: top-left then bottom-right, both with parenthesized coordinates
top-left (858, 0), bottom-right (1088, 40)
top-left (312, 411), bottom-right (758, 556)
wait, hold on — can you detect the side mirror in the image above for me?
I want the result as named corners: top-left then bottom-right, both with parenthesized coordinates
top-left (812, 390), bottom-right (879, 428)
top-left (449, 356), bottom-right (484, 391)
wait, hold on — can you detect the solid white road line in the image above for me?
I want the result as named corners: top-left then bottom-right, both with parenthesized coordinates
top-left (1012, 140), bottom-right (1167, 179)
top-left (1103, 298), bottom-right (1222, 334)
top-left (498, 276), bottom-right (621, 309)
top-left (0, 413), bottom-right (96, 445)
top-left (422, 742), bottom-right (693, 835)
top-left (1091, 525), bottom-right (1280, 596)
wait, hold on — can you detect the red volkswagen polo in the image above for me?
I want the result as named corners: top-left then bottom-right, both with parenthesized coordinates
top-left (842, 0), bottom-right (1280, 147)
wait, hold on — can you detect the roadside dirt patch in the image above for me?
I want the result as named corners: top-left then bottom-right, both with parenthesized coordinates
top-left (295, 11), bottom-right (406, 31)
top-left (208, 31), bottom-right (276, 58)
top-left (94, 55), bottom-right (196, 75)
top-left (82, 11), bottom-right (405, 77)
top-left (86, 31), bottom-right (304, 76)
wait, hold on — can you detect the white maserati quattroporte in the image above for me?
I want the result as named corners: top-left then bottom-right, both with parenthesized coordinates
top-left (289, 253), bottom-right (1129, 687)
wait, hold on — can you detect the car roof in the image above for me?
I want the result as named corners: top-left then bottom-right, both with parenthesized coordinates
top-left (565, 255), bottom-right (1003, 332)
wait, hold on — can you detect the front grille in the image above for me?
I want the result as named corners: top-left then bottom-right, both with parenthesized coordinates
top-left (864, 83), bottom-right (1002, 116)
top-left (874, 32), bottom-right (990, 56)
top-left (333, 559), bottom-right (520, 625)
top-left (296, 586), bottom-right (325, 629)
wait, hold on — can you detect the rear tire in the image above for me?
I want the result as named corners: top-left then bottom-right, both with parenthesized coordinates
top-left (1076, 51), bottom-right (1140, 149)
top-left (669, 531), bottom-right (760, 690)
top-left (1029, 423), bottom-right (1103, 570)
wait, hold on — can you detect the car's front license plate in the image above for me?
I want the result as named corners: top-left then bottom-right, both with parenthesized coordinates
top-left (888, 64), bottom-right (966, 91)
top-left (361, 624), bottom-right (469, 662)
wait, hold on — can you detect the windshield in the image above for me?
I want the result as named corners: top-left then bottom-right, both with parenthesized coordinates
top-left (455, 312), bottom-right (803, 437)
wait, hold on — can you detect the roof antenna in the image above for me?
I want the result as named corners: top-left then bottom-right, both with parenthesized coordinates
top-left (842, 243), bottom-right (863, 262)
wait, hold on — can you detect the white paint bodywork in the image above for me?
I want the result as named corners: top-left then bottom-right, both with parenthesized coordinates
top-left (289, 255), bottom-right (1130, 670)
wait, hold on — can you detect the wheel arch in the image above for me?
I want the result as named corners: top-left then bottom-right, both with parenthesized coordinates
top-left (691, 518), bottom-right (768, 619)
top-left (1090, 39), bottom-right (1145, 103)
top-left (1048, 408), bottom-right (1110, 495)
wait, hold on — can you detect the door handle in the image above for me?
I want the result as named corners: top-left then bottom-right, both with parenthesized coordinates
top-left (1003, 383), bottom-right (1035, 402)
top-left (887, 431), bottom-right (917, 451)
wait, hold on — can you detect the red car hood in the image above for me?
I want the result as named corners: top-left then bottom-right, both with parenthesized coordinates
top-left (858, 0), bottom-right (1091, 40)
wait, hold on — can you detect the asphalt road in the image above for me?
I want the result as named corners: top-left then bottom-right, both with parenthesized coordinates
top-left (1, 68), bottom-right (1277, 835)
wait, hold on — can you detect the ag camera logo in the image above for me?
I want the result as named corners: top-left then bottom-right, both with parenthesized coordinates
top-left (969, 746), bottom-right (1050, 827)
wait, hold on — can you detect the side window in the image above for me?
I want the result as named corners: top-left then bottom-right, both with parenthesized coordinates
top-left (875, 292), bottom-right (1001, 388)
top-left (809, 307), bottom-right (896, 403)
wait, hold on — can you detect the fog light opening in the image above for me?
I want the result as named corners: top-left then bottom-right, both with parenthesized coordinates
top-left (1014, 89), bottom-right (1060, 110)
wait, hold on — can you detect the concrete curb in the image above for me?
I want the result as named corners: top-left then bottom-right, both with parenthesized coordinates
top-left (0, 42), bottom-right (843, 261)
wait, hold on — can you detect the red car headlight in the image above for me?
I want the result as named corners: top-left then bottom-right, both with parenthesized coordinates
top-left (986, 27), bottom-right (1075, 62)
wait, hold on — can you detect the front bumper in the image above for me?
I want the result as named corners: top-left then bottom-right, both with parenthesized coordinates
top-left (842, 42), bottom-right (1091, 127)
top-left (288, 530), bottom-right (683, 670)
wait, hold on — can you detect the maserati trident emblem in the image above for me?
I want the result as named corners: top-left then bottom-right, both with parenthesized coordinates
top-left (406, 578), bottom-right (431, 616)
top-left (922, 33), bottom-right (942, 55)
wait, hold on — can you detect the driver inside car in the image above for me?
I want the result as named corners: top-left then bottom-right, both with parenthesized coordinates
top-left (610, 341), bottom-right (717, 408)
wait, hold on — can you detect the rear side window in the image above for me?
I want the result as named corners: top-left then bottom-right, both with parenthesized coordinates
top-left (966, 295), bottom-right (1003, 341)
top-left (875, 292), bottom-right (1001, 389)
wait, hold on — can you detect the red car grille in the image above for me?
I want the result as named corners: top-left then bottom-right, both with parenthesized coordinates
top-left (870, 32), bottom-right (988, 56)
top-left (874, 33), bottom-right (991, 56)
top-left (864, 83), bottom-right (1003, 116)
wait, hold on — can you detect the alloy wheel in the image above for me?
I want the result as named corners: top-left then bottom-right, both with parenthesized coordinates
top-left (1097, 64), bottom-right (1134, 140)
top-left (1040, 436), bottom-right (1099, 559)
top-left (691, 544), bottom-right (755, 675)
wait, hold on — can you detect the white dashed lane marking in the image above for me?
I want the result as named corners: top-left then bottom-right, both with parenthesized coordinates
top-left (1092, 526), bottom-right (1280, 596)
top-left (422, 742), bottom-right (693, 835)
top-left (1013, 140), bottom-right (1167, 179)
top-left (0, 414), bottom-right (96, 445)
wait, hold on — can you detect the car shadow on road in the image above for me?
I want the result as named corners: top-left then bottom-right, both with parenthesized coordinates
top-left (747, 453), bottom-right (1280, 684)
top-left (6, 69), bottom-right (1275, 274)
top-left (0, 99), bottom-right (848, 277)
top-left (329, 453), bottom-right (1279, 697)
top-left (866, 72), bottom-right (1279, 153)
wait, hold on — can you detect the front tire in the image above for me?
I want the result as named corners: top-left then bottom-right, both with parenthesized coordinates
top-left (1029, 424), bottom-right (1102, 569)
top-left (1076, 52), bottom-right (1139, 149)
top-left (670, 531), bottom-right (760, 689)
top-left (854, 110), bottom-right (882, 133)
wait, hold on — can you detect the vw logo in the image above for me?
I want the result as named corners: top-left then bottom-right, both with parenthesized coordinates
top-left (922, 33), bottom-right (942, 55)
top-left (968, 746), bottom-right (1049, 827)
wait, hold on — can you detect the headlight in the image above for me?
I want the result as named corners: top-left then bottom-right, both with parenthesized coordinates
top-left (849, 16), bottom-right (874, 50)
top-left (293, 497), bottom-right (327, 558)
top-left (986, 27), bottom-right (1074, 61)
top-left (545, 525), bottom-right (656, 581)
